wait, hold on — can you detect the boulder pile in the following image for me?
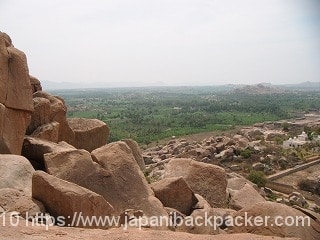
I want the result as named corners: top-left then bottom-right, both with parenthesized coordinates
top-left (0, 32), bottom-right (319, 239)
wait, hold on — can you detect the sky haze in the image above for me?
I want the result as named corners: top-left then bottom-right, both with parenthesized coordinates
top-left (1, 0), bottom-right (320, 86)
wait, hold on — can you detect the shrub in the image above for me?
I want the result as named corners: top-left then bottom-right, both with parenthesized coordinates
top-left (282, 122), bottom-right (290, 132)
top-left (247, 170), bottom-right (267, 187)
top-left (298, 178), bottom-right (320, 195)
top-left (240, 148), bottom-right (252, 159)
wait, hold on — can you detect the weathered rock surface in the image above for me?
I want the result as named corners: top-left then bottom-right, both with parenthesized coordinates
top-left (32, 171), bottom-right (114, 228)
top-left (0, 188), bottom-right (45, 218)
top-left (289, 192), bottom-right (308, 208)
top-left (29, 75), bottom-right (42, 93)
top-left (30, 91), bottom-right (75, 143)
top-left (26, 97), bottom-right (52, 135)
top-left (67, 118), bottom-right (109, 152)
top-left (151, 177), bottom-right (197, 215)
top-left (0, 32), bottom-right (34, 154)
top-left (164, 158), bottom-right (227, 207)
top-left (228, 183), bottom-right (266, 210)
top-left (91, 142), bottom-right (167, 217)
top-left (122, 139), bottom-right (145, 171)
top-left (179, 207), bottom-right (236, 235)
top-left (176, 208), bottom-right (223, 235)
top-left (44, 142), bottom-right (167, 217)
top-left (0, 104), bottom-right (32, 154)
top-left (30, 121), bottom-right (60, 142)
top-left (227, 177), bottom-right (260, 191)
top-left (0, 32), bottom-right (33, 112)
top-left (0, 154), bottom-right (35, 195)
top-left (193, 194), bottom-right (212, 211)
top-left (22, 136), bottom-right (75, 170)
top-left (44, 148), bottom-right (109, 188)
top-left (229, 201), bottom-right (320, 240)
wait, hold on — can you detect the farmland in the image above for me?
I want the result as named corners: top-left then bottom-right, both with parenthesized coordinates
top-left (51, 86), bottom-right (320, 145)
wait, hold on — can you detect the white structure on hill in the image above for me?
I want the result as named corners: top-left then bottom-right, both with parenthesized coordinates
top-left (283, 131), bottom-right (308, 149)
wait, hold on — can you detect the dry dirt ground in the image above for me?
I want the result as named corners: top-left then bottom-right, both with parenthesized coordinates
top-left (0, 217), bottom-right (299, 240)
top-left (275, 164), bottom-right (320, 188)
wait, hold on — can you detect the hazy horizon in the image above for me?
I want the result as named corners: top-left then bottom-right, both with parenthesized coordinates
top-left (1, 0), bottom-right (320, 86)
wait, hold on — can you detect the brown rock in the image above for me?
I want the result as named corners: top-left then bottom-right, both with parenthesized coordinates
top-left (151, 177), bottom-right (197, 215)
top-left (0, 33), bottom-right (11, 104)
top-left (32, 171), bottom-right (114, 228)
top-left (0, 33), bottom-right (33, 154)
top-left (0, 104), bottom-right (32, 154)
top-left (29, 75), bottom-right (42, 93)
top-left (32, 91), bottom-right (74, 143)
top-left (228, 183), bottom-right (266, 210)
top-left (265, 132), bottom-right (286, 141)
top-left (298, 176), bottom-right (320, 195)
top-left (30, 121), bottom-right (60, 142)
top-left (193, 194), bottom-right (212, 211)
top-left (211, 207), bottom-right (237, 220)
top-left (67, 118), bottom-right (109, 152)
top-left (227, 177), bottom-right (259, 191)
top-left (0, 188), bottom-right (45, 219)
top-left (122, 139), bottom-right (145, 171)
top-left (22, 136), bottom-right (75, 170)
top-left (26, 97), bottom-right (51, 135)
top-left (91, 142), bottom-right (167, 217)
top-left (0, 154), bottom-right (35, 196)
top-left (164, 158), bottom-right (227, 208)
top-left (176, 208), bottom-right (223, 235)
top-left (229, 201), bottom-right (319, 240)
top-left (44, 142), bottom-right (167, 217)
top-left (216, 143), bottom-right (225, 152)
top-left (44, 149), bottom-right (111, 188)
top-left (0, 32), bottom-right (33, 112)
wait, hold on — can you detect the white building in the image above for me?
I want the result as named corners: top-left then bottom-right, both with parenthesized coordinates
top-left (283, 131), bottom-right (308, 149)
top-left (297, 131), bottom-right (308, 141)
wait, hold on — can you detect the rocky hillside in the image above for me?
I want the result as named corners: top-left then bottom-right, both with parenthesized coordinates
top-left (0, 32), bottom-right (319, 239)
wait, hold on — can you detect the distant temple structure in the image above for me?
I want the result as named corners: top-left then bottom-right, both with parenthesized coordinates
top-left (283, 131), bottom-right (308, 149)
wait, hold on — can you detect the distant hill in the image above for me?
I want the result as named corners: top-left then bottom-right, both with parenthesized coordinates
top-left (279, 81), bottom-right (320, 91)
top-left (41, 80), bottom-right (320, 92)
top-left (233, 83), bottom-right (286, 95)
top-left (41, 80), bottom-right (167, 90)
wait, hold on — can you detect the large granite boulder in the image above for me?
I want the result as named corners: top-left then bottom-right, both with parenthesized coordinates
top-left (122, 139), bottom-right (145, 171)
top-left (43, 141), bottom-right (167, 217)
top-left (0, 188), bottom-right (45, 219)
top-left (32, 171), bottom-right (114, 228)
top-left (29, 75), bottom-right (42, 93)
top-left (164, 158), bottom-right (227, 207)
top-left (0, 154), bottom-right (35, 196)
top-left (26, 97), bottom-right (52, 135)
top-left (30, 91), bottom-right (75, 143)
top-left (228, 183), bottom-right (266, 210)
top-left (151, 177), bottom-right (197, 215)
top-left (22, 136), bottom-right (76, 170)
top-left (0, 32), bottom-right (34, 154)
top-left (67, 118), bottom-right (109, 152)
top-left (229, 201), bottom-right (319, 240)
top-left (0, 104), bottom-right (32, 154)
top-left (30, 122), bottom-right (60, 142)
top-left (0, 32), bottom-right (33, 112)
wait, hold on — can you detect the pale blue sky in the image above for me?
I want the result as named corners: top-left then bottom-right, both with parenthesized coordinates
top-left (1, 0), bottom-right (319, 86)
